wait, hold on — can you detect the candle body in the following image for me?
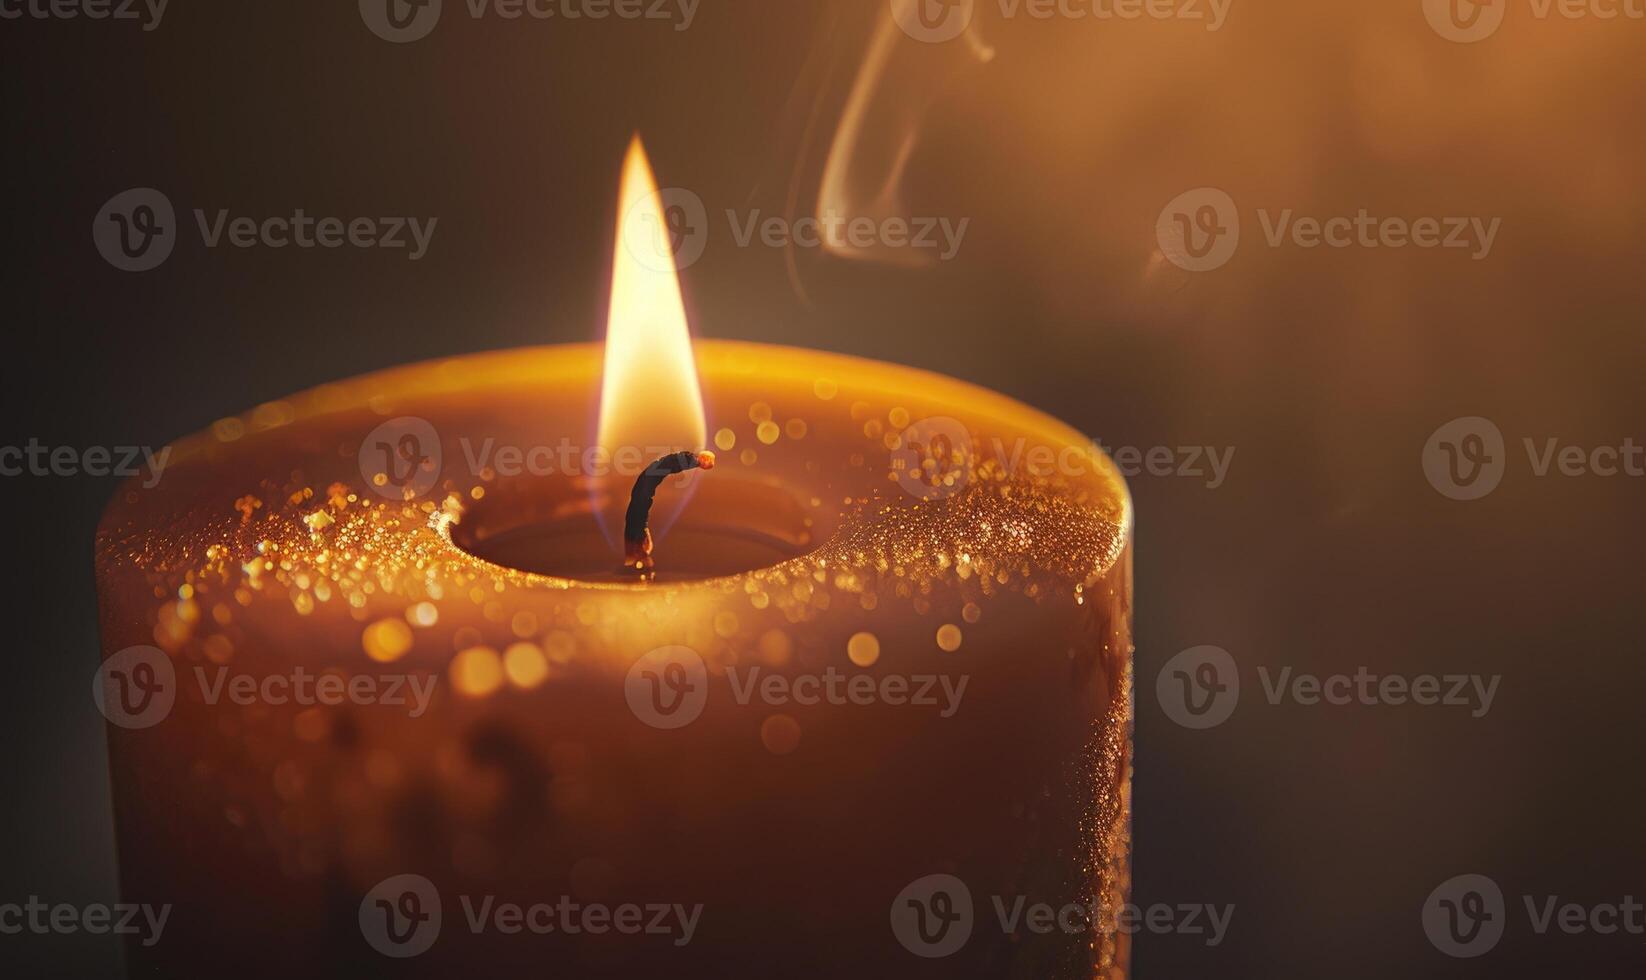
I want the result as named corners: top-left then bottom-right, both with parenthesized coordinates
top-left (96, 342), bottom-right (1132, 978)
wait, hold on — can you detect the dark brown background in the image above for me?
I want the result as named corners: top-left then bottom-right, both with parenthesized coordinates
top-left (5, 1), bottom-right (1644, 976)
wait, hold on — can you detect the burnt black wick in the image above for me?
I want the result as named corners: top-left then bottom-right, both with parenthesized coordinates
top-left (623, 450), bottom-right (716, 574)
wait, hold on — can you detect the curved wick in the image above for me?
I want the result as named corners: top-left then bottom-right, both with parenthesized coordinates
top-left (622, 450), bottom-right (716, 575)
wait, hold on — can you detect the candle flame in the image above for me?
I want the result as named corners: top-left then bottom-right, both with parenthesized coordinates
top-left (596, 136), bottom-right (707, 547)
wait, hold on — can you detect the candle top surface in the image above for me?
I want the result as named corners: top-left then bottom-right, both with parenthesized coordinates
top-left (98, 342), bottom-right (1130, 617)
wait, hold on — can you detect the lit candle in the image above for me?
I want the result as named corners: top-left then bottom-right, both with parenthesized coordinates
top-left (96, 138), bottom-right (1133, 977)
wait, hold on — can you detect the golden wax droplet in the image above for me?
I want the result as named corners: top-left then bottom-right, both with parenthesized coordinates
top-left (211, 603), bottom-right (233, 626)
top-left (452, 646), bottom-right (504, 697)
top-left (714, 611), bottom-right (740, 638)
top-left (860, 593), bottom-right (879, 611)
top-left (785, 419), bottom-right (808, 440)
top-left (757, 421), bottom-right (780, 445)
top-left (761, 714), bottom-right (802, 756)
top-left (363, 618), bottom-right (414, 662)
top-left (504, 642), bottom-right (549, 689)
top-left (863, 419), bottom-right (884, 439)
top-left (888, 407), bottom-right (911, 429)
top-left (749, 401), bottom-right (773, 423)
top-left (883, 432), bottom-right (902, 450)
top-left (936, 624), bottom-right (963, 652)
top-left (847, 631), bottom-right (881, 667)
top-left (292, 593), bottom-right (315, 616)
top-left (740, 448), bottom-right (758, 466)
top-left (470, 485), bottom-right (485, 500)
top-left (482, 600), bottom-right (506, 623)
top-left (813, 378), bottom-right (838, 400)
top-left (510, 611), bottom-right (539, 638)
top-left (757, 628), bottom-right (792, 666)
top-left (748, 591), bottom-right (771, 610)
top-left (176, 598), bottom-right (201, 624)
top-left (714, 427), bottom-right (737, 451)
top-left (407, 601), bottom-right (439, 627)
top-left (962, 602), bottom-right (982, 624)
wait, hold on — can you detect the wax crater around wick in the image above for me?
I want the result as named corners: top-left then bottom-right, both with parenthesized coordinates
top-left (449, 471), bottom-right (829, 582)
